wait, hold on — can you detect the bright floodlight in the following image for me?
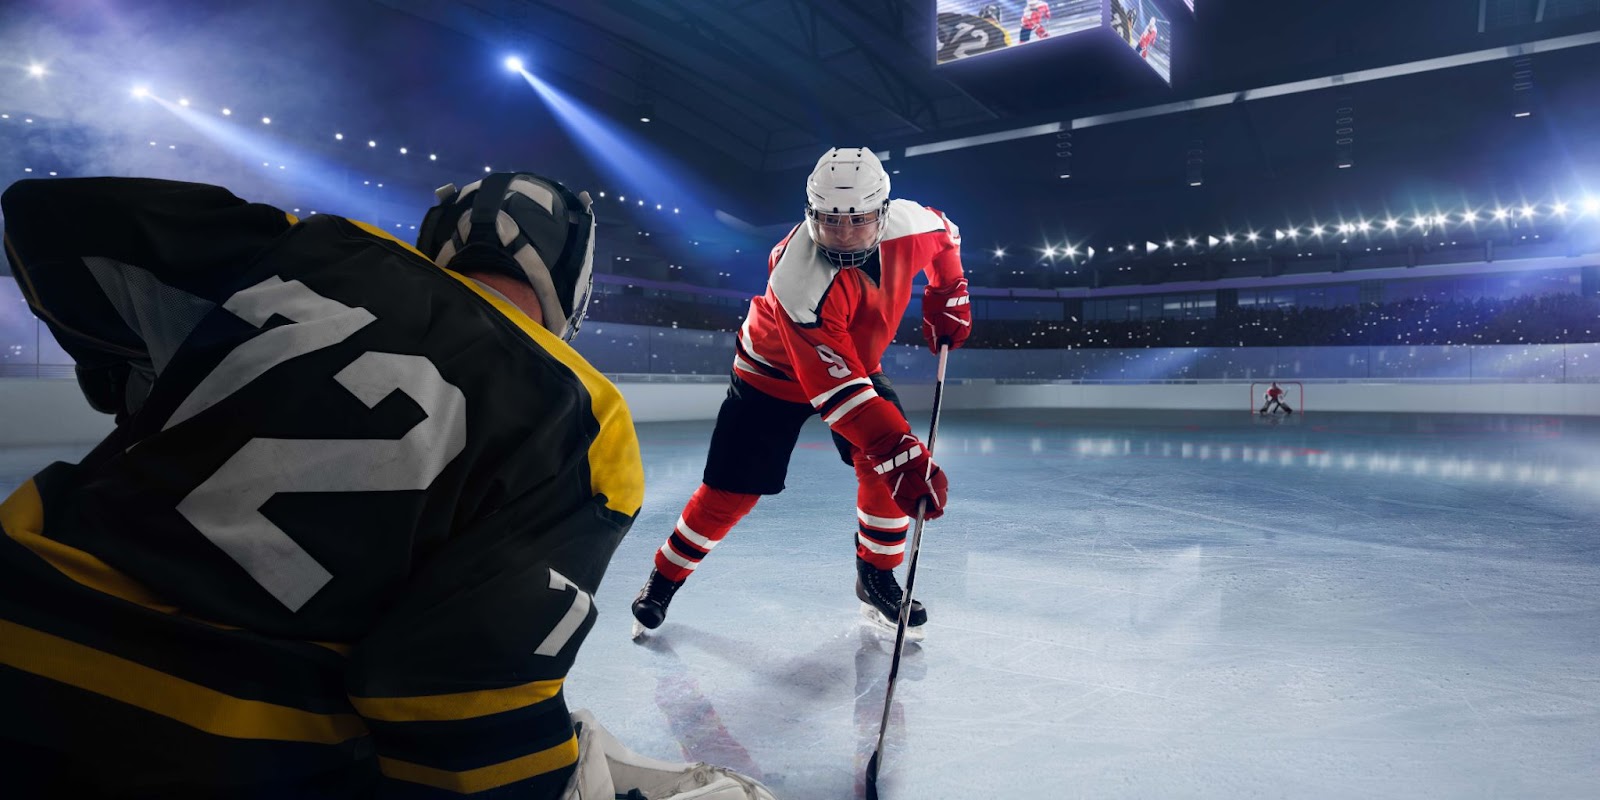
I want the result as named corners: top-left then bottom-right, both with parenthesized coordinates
top-left (221, 107), bottom-right (232, 115)
top-left (399, 147), bottom-right (408, 155)
top-left (178, 97), bottom-right (190, 107)
top-left (335, 132), bottom-right (343, 140)
top-left (27, 63), bottom-right (45, 78)
top-left (504, 56), bottom-right (524, 73)
top-left (1246, 232), bottom-right (1259, 242)
top-left (131, 85), bottom-right (149, 99)
top-left (994, 248), bottom-right (1006, 258)
top-left (1521, 205), bottom-right (1536, 218)
top-left (1585, 197), bottom-right (1600, 214)
top-left (1552, 202), bottom-right (1568, 216)
top-left (1041, 246), bottom-right (1056, 257)
top-left (1385, 218), bottom-right (1399, 230)
top-left (1186, 238), bottom-right (1198, 246)
top-left (639, 116), bottom-right (652, 123)
top-left (261, 117), bottom-right (271, 125)
top-left (1065, 245), bottom-right (1078, 257)
top-left (1165, 240), bottom-right (1175, 248)
top-left (368, 140), bottom-right (377, 148)
top-left (1494, 207), bottom-right (1510, 219)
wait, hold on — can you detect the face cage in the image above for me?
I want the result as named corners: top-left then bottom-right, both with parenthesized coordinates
top-left (806, 203), bottom-right (889, 268)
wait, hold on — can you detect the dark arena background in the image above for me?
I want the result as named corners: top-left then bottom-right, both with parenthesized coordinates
top-left (3, 1), bottom-right (1599, 797)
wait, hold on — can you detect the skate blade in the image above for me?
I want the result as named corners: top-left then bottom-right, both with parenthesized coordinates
top-left (631, 619), bottom-right (649, 641)
top-left (860, 602), bottom-right (925, 642)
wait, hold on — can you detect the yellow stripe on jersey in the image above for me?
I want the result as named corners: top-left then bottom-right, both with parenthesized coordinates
top-left (444, 269), bottom-right (644, 518)
top-left (1, 479), bottom-right (178, 614)
top-left (0, 618), bottom-right (366, 744)
top-left (350, 677), bottom-right (564, 723)
top-left (377, 735), bottom-right (578, 794)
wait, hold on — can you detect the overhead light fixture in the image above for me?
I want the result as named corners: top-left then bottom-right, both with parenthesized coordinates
top-left (131, 85), bottom-right (150, 99)
top-left (504, 56), bottom-right (524, 73)
top-left (27, 63), bottom-right (45, 78)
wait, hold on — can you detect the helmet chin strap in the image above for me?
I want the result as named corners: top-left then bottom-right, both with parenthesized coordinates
top-left (445, 242), bottom-right (527, 284)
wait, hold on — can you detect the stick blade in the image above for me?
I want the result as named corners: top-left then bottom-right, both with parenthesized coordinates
top-left (864, 749), bottom-right (882, 800)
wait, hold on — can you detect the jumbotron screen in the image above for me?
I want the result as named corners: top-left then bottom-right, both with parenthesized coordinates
top-left (1110, 0), bottom-right (1172, 83)
top-left (936, 0), bottom-right (1103, 65)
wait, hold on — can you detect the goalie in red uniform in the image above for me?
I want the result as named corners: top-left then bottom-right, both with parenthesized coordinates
top-left (630, 147), bottom-right (971, 641)
top-left (1260, 382), bottom-right (1295, 415)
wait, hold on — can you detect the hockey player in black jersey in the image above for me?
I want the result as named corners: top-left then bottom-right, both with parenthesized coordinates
top-left (0, 175), bottom-right (772, 799)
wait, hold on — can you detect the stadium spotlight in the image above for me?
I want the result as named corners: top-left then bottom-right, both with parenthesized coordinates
top-left (1186, 237), bottom-right (1198, 247)
top-left (994, 248), bottom-right (1006, 258)
top-left (131, 85), bottom-right (150, 99)
top-left (261, 117), bottom-right (271, 125)
top-left (1521, 205), bottom-right (1536, 218)
top-left (504, 56), bottom-right (524, 73)
top-left (335, 132), bottom-right (343, 140)
top-left (368, 140), bottom-right (377, 148)
top-left (1552, 202), bottom-right (1568, 216)
top-left (1165, 240), bottom-right (1175, 248)
top-left (1246, 231), bottom-right (1260, 242)
top-left (1584, 196), bottom-right (1600, 215)
top-left (1065, 245), bottom-right (1079, 257)
top-left (399, 147), bottom-right (408, 155)
top-left (1041, 246), bottom-right (1056, 258)
top-left (178, 97), bottom-right (190, 107)
top-left (27, 63), bottom-right (45, 78)
top-left (221, 107), bottom-right (232, 115)
top-left (1494, 207), bottom-right (1510, 220)
top-left (1385, 218), bottom-right (1399, 230)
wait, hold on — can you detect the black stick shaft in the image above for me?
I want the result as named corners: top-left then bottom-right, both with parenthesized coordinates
top-left (866, 343), bottom-right (950, 793)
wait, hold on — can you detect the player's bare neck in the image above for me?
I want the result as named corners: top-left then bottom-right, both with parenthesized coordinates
top-left (463, 270), bottom-right (546, 328)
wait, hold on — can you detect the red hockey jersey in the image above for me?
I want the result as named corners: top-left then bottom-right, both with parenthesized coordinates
top-left (733, 199), bottom-right (964, 456)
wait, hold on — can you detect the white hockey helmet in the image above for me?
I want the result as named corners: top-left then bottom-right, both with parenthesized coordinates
top-left (805, 147), bottom-right (891, 268)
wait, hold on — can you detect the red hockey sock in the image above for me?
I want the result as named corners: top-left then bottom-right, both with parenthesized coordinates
top-left (653, 484), bottom-right (759, 583)
top-left (854, 453), bottom-right (910, 570)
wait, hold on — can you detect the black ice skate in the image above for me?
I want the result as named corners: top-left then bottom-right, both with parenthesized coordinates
top-left (856, 557), bottom-right (926, 641)
top-left (631, 568), bottom-right (683, 640)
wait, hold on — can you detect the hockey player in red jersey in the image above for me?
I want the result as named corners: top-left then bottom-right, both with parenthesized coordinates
top-left (1020, 0), bottom-right (1052, 42)
top-left (1138, 17), bottom-right (1159, 58)
top-left (630, 147), bottom-right (972, 640)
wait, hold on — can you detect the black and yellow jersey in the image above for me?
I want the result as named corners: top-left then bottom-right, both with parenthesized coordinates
top-left (0, 178), bottom-right (644, 798)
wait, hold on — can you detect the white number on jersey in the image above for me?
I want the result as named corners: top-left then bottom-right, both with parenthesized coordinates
top-left (534, 568), bottom-right (594, 657)
top-left (170, 276), bottom-right (468, 612)
top-left (815, 344), bottom-right (851, 379)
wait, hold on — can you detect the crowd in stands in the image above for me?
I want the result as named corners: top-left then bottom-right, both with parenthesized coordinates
top-left (585, 290), bottom-right (1600, 349)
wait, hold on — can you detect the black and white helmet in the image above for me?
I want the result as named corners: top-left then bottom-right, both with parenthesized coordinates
top-left (805, 147), bottom-right (891, 269)
top-left (417, 172), bottom-right (597, 341)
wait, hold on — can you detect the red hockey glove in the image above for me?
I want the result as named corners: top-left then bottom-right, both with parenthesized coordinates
top-left (922, 279), bottom-right (972, 353)
top-left (867, 434), bottom-right (948, 521)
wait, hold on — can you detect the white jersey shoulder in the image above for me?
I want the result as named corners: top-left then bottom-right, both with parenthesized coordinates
top-left (769, 224), bottom-right (840, 327)
top-left (882, 198), bottom-right (957, 244)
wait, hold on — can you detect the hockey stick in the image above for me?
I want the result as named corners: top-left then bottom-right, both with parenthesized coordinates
top-left (864, 341), bottom-right (949, 800)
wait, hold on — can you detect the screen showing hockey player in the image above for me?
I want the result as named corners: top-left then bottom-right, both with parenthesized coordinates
top-left (1109, 0), bottom-right (1173, 83)
top-left (936, 0), bottom-right (1103, 65)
